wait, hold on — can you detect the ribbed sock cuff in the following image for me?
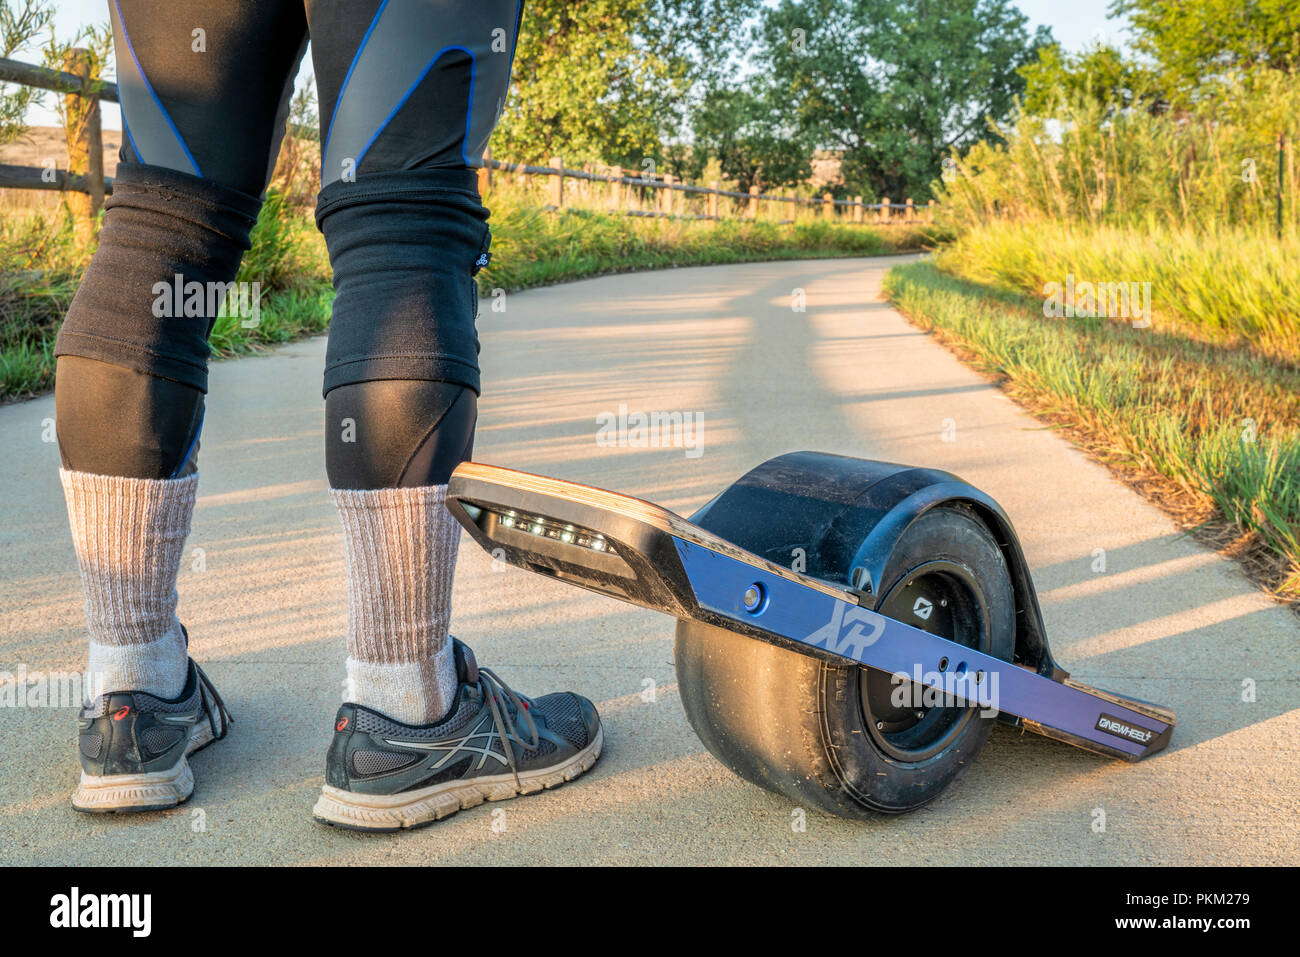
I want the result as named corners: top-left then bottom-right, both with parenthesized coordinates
top-left (59, 468), bottom-right (197, 697)
top-left (331, 484), bottom-right (462, 723)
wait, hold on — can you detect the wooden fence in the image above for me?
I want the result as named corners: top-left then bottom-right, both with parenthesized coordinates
top-left (0, 52), bottom-right (116, 220)
top-left (0, 54), bottom-right (936, 228)
top-left (475, 150), bottom-right (936, 225)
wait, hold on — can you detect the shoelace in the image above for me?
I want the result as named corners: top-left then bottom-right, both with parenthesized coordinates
top-left (477, 666), bottom-right (540, 790)
top-left (193, 661), bottom-right (233, 743)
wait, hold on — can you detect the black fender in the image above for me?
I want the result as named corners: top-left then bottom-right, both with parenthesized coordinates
top-left (689, 452), bottom-right (1068, 695)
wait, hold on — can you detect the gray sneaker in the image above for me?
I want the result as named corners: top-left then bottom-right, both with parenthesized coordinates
top-left (73, 656), bottom-right (232, 813)
top-left (313, 640), bottom-right (603, 831)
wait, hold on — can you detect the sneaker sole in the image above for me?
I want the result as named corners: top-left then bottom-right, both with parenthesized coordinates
top-left (312, 725), bottom-right (604, 832)
top-left (72, 721), bottom-right (216, 814)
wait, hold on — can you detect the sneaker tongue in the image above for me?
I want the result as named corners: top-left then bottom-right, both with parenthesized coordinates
top-left (452, 639), bottom-right (478, 685)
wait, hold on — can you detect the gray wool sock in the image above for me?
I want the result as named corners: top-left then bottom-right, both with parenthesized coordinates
top-left (330, 484), bottom-right (462, 725)
top-left (59, 469), bottom-right (196, 700)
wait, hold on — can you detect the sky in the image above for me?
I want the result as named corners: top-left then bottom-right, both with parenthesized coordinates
top-left (16, 0), bottom-right (1132, 131)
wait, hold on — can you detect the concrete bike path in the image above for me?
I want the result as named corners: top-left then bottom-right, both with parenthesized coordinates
top-left (1, 256), bottom-right (1295, 864)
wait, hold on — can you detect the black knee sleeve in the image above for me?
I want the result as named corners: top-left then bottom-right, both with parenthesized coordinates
top-left (325, 380), bottom-right (476, 489)
top-left (315, 169), bottom-right (491, 398)
top-left (54, 162), bottom-right (263, 393)
top-left (55, 356), bottom-right (204, 479)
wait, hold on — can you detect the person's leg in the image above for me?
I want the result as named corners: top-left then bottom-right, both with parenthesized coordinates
top-left (306, 1), bottom-right (602, 830)
top-left (55, 0), bottom-right (305, 811)
top-left (307, 0), bottom-right (515, 726)
top-left (56, 0), bottom-right (306, 700)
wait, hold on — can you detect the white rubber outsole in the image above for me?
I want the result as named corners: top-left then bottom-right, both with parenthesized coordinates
top-left (72, 721), bottom-right (215, 813)
top-left (312, 726), bottom-right (604, 831)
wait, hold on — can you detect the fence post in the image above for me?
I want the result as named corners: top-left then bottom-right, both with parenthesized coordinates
top-left (853, 195), bottom-right (863, 223)
top-left (662, 174), bottom-right (675, 216)
top-left (63, 47), bottom-right (104, 233)
top-left (749, 185), bottom-right (760, 219)
top-left (549, 155), bottom-right (564, 209)
top-left (927, 199), bottom-right (936, 223)
top-left (880, 197), bottom-right (890, 223)
top-left (905, 197), bottom-right (914, 221)
top-left (708, 181), bottom-right (719, 219)
top-left (477, 145), bottom-right (492, 194)
top-left (821, 192), bottom-right (833, 220)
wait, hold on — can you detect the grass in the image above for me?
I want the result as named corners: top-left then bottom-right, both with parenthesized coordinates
top-left (938, 71), bottom-right (1300, 233)
top-left (933, 219), bottom-right (1300, 366)
top-left (0, 189), bottom-right (339, 399)
top-left (0, 201), bottom-right (89, 400)
top-left (0, 184), bottom-right (943, 400)
top-left (910, 71), bottom-right (1300, 601)
top-left (477, 193), bottom-right (945, 291)
top-left (883, 259), bottom-right (1300, 600)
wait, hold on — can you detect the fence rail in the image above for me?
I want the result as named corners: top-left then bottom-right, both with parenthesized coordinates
top-left (0, 53), bottom-right (113, 221)
top-left (0, 55), bottom-right (118, 101)
top-left (480, 153), bottom-right (936, 225)
top-left (0, 54), bottom-right (937, 228)
top-left (0, 163), bottom-right (112, 194)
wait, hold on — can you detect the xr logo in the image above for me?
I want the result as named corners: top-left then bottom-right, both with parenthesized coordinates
top-left (807, 602), bottom-right (887, 661)
top-left (912, 597), bottom-right (933, 621)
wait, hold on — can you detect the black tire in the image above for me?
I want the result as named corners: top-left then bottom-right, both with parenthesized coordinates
top-left (674, 504), bottom-right (1016, 818)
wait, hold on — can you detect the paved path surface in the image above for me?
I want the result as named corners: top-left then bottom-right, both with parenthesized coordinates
top-left (2, 256), bottom-right (1296, 865)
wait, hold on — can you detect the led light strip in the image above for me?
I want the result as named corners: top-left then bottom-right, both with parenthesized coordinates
top-left (492, 510), bottom-right (615, 554)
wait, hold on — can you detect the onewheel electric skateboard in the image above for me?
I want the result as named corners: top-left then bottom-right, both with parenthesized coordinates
top-left (447, 452), bottom-right (1174, 817)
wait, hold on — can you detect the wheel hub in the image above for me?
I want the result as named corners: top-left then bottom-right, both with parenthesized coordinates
top-left (860, 560), bottom-right (990, 762)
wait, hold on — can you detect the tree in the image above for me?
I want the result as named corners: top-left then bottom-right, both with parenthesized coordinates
top-left (1019, 41), bottom-right (1165, 118)
top-left (1112, 0), bottom-right (1300, 98)
top-left (270, 79), bottom-right (321, 210)
top-left (42, 20), bottom-right (112, 167)
top-left (685, 85), bottom-right (812, 191)
top-left (493, 0), bottom-right (758, 168)
top-left (0, 0), bottom-right (53, 146)
top-left (757, 0), bottom-right (1051, 200)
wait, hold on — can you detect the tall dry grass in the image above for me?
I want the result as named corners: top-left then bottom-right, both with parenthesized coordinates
top-left (888, 70), bottom-right (1300, 599)
top-left (933, 221), bottom-right (1300, 365)
top-left (940, 71), bottom-right (1300, 233)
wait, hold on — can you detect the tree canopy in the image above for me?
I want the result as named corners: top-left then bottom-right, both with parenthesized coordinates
top-left (492, 0), bottom-right (754, 169)
top-left (739, 0), bottom-right (1048, 199)
top-left (1113, 0), bottom-right (1300, 98)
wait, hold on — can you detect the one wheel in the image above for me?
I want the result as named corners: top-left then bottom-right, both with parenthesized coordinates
top-left (674, 504), bottom-right (1016, 818)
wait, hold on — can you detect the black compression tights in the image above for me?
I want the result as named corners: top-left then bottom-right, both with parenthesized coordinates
top-left (325, 380), bottom-right (477, 489)
top-left (56, 357), bottom-right (205, 479)
top-left (56, 357), bottom-right (476, 489)
top-left (53, 0), bottom-right (522, 489)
